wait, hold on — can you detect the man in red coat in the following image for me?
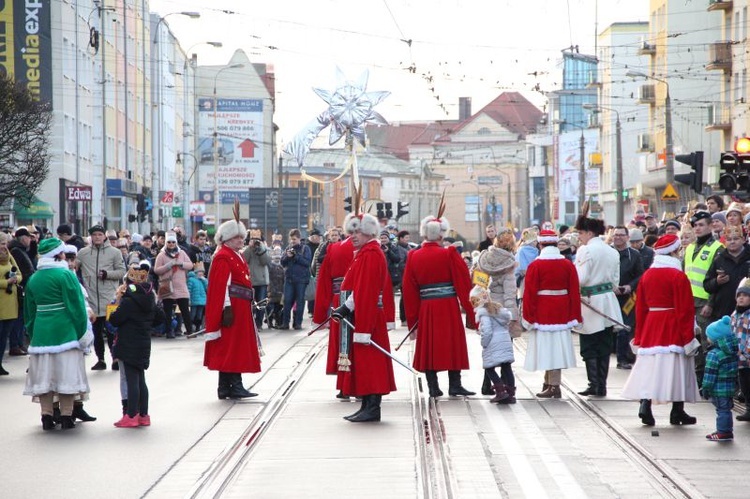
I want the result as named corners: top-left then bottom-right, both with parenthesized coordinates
top-left (313, 229), bottom-right (355, 398)
top-left (204, 217), bottom-right (261, 399)
top-left (402, 215), bottom-right (476, 397)
top-left (333, 212), bottom-right (397, 422)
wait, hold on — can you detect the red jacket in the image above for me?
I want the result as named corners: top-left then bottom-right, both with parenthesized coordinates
top-left (522, 248), bottom-right (582, 331)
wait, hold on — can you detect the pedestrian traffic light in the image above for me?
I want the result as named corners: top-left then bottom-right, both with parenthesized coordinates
top-left (718, 140), bottom-right (750, 193)
top-left (396, 201), bottom-right (409, 220)
top-left (674, 150), bottom-right (704, 194)
top-left (385, 202), bottom-right (393, 219)
top-left (344, 196), bottom-right (352, 212)
top-left (128, 214), bottom-right (137, 223)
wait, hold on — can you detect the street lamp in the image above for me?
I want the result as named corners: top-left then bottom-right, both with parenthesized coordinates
top-left (213, 63), bottom-right (245, 222)
top-left (583, 103), bottom-right (624, 226)
top-left (151, 11), bottom-right (201, 227)
top-left (626, 70), bottom-right (675, 213)
top-left (554, 120), bottom-right (587, 212)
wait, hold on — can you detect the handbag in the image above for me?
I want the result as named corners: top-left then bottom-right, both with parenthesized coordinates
top-left (157, 276), bottom-right (173, 299)
top-left (304, 274), bottom-right (317, 301)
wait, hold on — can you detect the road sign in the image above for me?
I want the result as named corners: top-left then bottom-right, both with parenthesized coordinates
top-left (161, 191), bottom-right (174, 204)
top-left (172, 206), bottom-right (183, 218)
top-left (661, 183), bottom-right (679, 201)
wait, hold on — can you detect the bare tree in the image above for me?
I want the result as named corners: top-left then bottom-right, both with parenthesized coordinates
top-left (0, 73), bottom-right (52, 208)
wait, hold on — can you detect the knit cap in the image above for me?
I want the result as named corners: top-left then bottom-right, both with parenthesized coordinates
top-left (706, 316), bottom-right (732, 343)
top-left (737, 277), bottom-right (750, 297)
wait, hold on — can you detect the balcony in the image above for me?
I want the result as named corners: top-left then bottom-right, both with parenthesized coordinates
top-left (637, 39), bottom-right (656, 56)
top-left (706, 103), bottom-right (732, 131)
top-left (707, 42), bottom-right (732, 71)
top-left (707, 0), bottom-right (733, 11)
top-left (637, 134), bottom-right (654, 153)
top-left (636, 84), bottom-right (655, 105)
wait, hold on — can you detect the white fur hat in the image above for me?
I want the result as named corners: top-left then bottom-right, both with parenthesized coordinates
top-left (215, 219), bottom-right (247, 244)
top-left (344, 213), bottom-right (379, 236)
top-left (420, 215), bottom-right (450, 241)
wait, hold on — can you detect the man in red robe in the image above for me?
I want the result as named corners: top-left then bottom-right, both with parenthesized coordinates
top-left (203, 217), bottom-right (261, 399)
top-left (333, 212), bottom-right (397, 422)
top-left (402, 214), bottom-right (476, 397)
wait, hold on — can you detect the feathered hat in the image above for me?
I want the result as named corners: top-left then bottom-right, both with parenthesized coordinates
top-left (574, 199), bottom-right (606, 235)
top-left (215, 198), bottom-right (247, 244)
top-left (343, 182), bottom-right (379, 236)
top-left (420, 189), bottom-right (450, 241)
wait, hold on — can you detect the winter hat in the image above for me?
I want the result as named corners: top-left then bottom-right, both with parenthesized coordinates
top-left (711, 212), bottom-right (727, 226)
top-left (737, 277), bottom-right (750, 296)
top-left (664, 220), bottom-right (681, 231)
top-left (726, 202), bottom-right (744, 216)
top-left (131, 233), bottom-right (143, 244)
top-left (215, 219), bottom-right (247, 244)
top-left (56, 224), bottom-right (73, 236)
top-left (628, 228), bottom-right (644, 242)
top-left (345, 213), bottom-right (379, 236)
top-left (38, 238), bottom-right (65, 259)
top-left (653, 234), bottom-right (681, 255)
top-left (165, 232), bottom-right (178, 243)
top-left (14, 227), bottom-right (30, 239)
top-left (63, 244), bottom-right (78, 256)
top-left (537, 229), bottom-right (558, 245)
top-left (420, 215), bottom-right (450, 241)
top-left (469, 285), bottom-right (490, 308)
top-left (706, 315), bottom-right (732, 343)
top-left (380, 230), bottom-right (390, 238)
top-left (127, 260), bottom-right (151, 284)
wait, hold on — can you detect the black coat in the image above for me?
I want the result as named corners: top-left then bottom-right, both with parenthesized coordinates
top-left (704, 245), bottom-right (750, 321)
top-left (110, 284), bottom-right (162, 370)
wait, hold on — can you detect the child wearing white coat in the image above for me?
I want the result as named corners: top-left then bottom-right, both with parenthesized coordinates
top-left (471, 285), bottom-right (516, 403)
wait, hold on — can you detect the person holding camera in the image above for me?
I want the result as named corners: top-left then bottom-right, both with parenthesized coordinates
top-left (154, 232), bottom-right (194, 339)
top-left (242, 229), bottom-right (271, 330)
top-left (280, 229), bottom-right (312, 330)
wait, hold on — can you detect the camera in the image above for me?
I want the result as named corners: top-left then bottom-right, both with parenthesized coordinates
top-left (253, 239), bottom-right (261, 248)
top-left (5, 266), bottom-right (17, 294)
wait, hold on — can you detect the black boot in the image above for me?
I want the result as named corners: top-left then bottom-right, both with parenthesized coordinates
top-left (481, 372), bottom-right (495, 395)
top-left (347, 394), bottom-right (381, 422)
top-left (41, 414), bottom-right (56, 431)
top-left (736, 370), bottom-right (750, 421)
top-left (595, 355), bottom-right (609, 396)
top-left (228, 373), bottom-right (258, 399)
top-left (638, 399), bottom-right (655, 426)
top-left (217, 372), bottom-right (231, 400)
top-left (60, 415), bottom-right (76, 430)
top-left (448, 370), bottom-right (475, 396)
top-left (72, 402), bottom-right (97, 422)
top-left (670, 401), bottom-right (697, 425)
top-left (52, 407), bottom-right (61, 425)
top-left (343, 396), bottom-right (369, 421)
top-left (425, 370), bottom-right (443, 397)
top-left (577, 359), bottom-right (599, 396)
top-left (498, 386), bottom-right (517, 404)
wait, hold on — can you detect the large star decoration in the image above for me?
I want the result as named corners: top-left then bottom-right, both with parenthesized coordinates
top-left (285, 68), bottom-right (390, 167)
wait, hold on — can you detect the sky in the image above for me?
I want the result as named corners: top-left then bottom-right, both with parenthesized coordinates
top-left (150, 0), bottom-right (651, 145)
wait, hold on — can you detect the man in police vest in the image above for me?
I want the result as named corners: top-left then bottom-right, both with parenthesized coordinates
top-left (683, 210), bottom-right (723, 383)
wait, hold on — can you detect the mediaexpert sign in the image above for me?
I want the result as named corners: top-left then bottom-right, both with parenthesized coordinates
top-left (197, 98), bottom-right (264, 192)
top-left (0, 0), bottom-right (53, 103)
top-left (66, 186), bottom-right (92, 201)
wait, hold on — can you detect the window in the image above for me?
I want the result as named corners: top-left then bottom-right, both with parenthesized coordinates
top-left (477, 127), bottom-right (491, 136)
top-left (465, 195), bottom-right (481, 222)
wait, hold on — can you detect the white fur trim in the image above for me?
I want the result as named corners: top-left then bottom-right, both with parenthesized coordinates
top-left (36, 259), bottom-right (70, 270)
top-left (538, 246), bottom-right (564, 260)
top-left (344, 213), bottom-right (379, 236)
top-left (78, 329), bottom-right (94, 350)
top-left (387, 322), bottom-right (396, 330)
top-left (204, 331), bottom-right (222, 341)
top-left (537, 235), bottom-right (558, 243)
top-left (650, 254), bottom-right (682, 270)
top-left (420, 215), bottom-right (450, 241)
top-left (636, 344), bottom-right (686, 356)
top-left (28, 340), bottom-right (81, 354)
top-left (531, 319), bottom-right (580, 331)
top-left (654, 238), bottom-right (681, 255)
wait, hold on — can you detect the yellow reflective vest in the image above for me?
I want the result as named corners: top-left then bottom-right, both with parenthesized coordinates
top-left (684, 239), bottom-right (722, 299)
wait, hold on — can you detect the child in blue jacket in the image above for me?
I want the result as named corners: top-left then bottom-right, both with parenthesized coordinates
top-left (187, 269), bottom-right (208, 331)
top-left (704, 316), bottom-right (739, 441)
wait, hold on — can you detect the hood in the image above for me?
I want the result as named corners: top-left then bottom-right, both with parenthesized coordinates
top-left (187, 270), bottom-right (196, 278)
top-left (125, 284), bottom-right (155, 312)
top-left (477, 246), bottom-right (516, 274)
top-left (714, 333), bottom-right (739, 356)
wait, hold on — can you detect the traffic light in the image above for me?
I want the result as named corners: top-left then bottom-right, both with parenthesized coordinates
top-left (344, 196), bottom-right (352, 212)
top-left (385, 202), bottom-right (393, 219)
top-left (376, 202), bottom-right (386, 220)
top-left (718, 139), bottom-right (750, 193)
top-left (128, 214), bottom-right (137, 223)
top-left (396, 201), bottom-right (409, 220)
top-left (674, 150), bottom-right (704, 194)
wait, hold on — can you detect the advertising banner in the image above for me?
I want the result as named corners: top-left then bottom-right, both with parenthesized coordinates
top-left (198, 98), bottom-right (264, 195)
top-left (0, 0), bottom-right (53, 102)
top-left (556, 130), bottom-right (600, 202)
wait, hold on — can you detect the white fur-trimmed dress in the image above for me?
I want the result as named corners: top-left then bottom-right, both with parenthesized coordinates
top-left (522, 246), bottom-right (582, 371)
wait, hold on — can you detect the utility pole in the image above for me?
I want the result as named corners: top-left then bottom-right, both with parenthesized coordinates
top-left (578, 130), bottom-right (585, 210)
top-left (615, 114), bottom-right (623, 226)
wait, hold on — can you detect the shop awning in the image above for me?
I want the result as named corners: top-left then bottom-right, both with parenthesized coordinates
top-left (14, 196), bottom-right (55, 219)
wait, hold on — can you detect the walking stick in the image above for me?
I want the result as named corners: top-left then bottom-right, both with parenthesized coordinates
top-left (307, 315), bottom-right (333, 336)
top-left (394, 322), bottom-right (419, 351)
top-left (338, 318), bottom-right (418, 375)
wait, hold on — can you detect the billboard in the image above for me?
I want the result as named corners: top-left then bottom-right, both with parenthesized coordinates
top-left (198, 98), bottom-right (264, 194)
top-left (0, 0), bottom-right (53, 102)
top-left (556, 130), bottom-right (600, 203)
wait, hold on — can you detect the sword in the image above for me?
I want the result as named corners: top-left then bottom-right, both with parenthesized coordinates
top-left (186, 328), bottom-right (206, 339)
top-left (307, 314), bottom-right (333, 336)
top-left (395, 322), bottom-right (419, 351)
top-left (581, 299), bottom-right (631, 332)
top-left (339, 318), bottom-right (418, 375)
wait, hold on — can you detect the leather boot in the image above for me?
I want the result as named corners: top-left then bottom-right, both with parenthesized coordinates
top-left (498, 385), bottom-right (517, 404)
top-left (425, 370), bottom-right (443, 397)
top-left (41, 414), bottom-right (56, 431)
top-left (217, 372), bottom-right (231, 400)
top-left (736, 370), bottom-right (750, 421)
top-left (577, 359), bottom-right (599, 396)
top-left (228, 373), bottom-right (258, 399)
top-left (448, 370), bottom-right (475, 396)
top-left (348, 394), bottom-right (381, 422)
top-left (72, 402), bottom-right (97, 422)
top-left (670, 401), bottom-right (697, 425)
top-left (537, 385), bottom-right (561, 399)
top-left (343, 396), bottom-right (368, 421)
top-left (60, 415), bottom-right (76, 430)
top-left (638, 399), bottom-right (655, 426)
top-left (595, 355), bottom-right (609, 396)
top-left (52, 407), bottom-right (61, 425)
top-left (489, 383), bottom-right (509, 403)
top-left (481, 373), bottom-right (495, 395)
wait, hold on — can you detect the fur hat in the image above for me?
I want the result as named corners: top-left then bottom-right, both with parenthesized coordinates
top-left (537, 229), bottom-right (558, 245)
top-left (575, 215), bottom-right (605, 235)
top-left (215, 220), bottom-right (247, 244)
top-left (653, 234), bottom-right (681, 255)
top-left (344, 213), bottom-right (379, 236)
top-left (420, 215), bottom-right (450, 241)
top-left (127, 261), bottom-right (151, 284)
top-left (38, 238), bottom-right (65, 259)
top-left (737, 277), bottom-right (750, 296)
top-left (706, 315), bottom-right (732, 342)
